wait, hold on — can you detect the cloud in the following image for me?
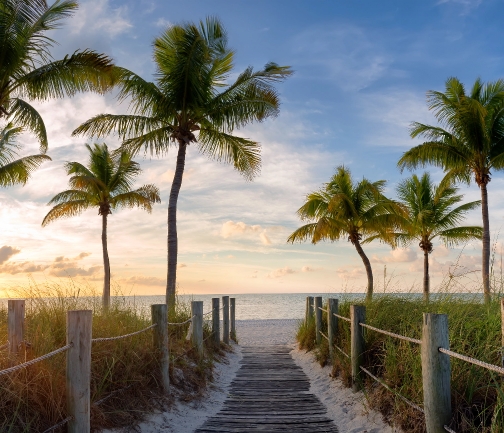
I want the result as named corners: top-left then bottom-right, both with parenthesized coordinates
top-left (70, 0), bottom-right (133, 38)
top-left (336, 266), bottom-right (365, 279)
top-left (178, 263), bottom-right (187, 268)
top-left (301, 266), bottom-right (314, 272)
top-left (221, 221), bottom-right (273, 246)
top-left (0, 246), bottom-right (20, 265)
top-left (155, 18), bottom-right (172, 28)
top-left (372, 248), bottom-right (417, 263)
top-left (125, 276), bottom-right (165, 286)
top-left (267, 266), bottom-right (296, 279)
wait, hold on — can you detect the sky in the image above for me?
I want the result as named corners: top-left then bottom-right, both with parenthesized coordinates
top-left (2, 0), bottom-right (504, 297)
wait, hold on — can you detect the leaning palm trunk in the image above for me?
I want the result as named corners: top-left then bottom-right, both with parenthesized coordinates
top-left (102, 213), bottom-right (111, 311)
top-left (423, 250), bottom-right (429, 302)
top-left (481, 183), bottom-right (491, 302)
top-left (167, 142), bottom-right (187, 308)
top-left (354, 239), bottom-right (373, 301)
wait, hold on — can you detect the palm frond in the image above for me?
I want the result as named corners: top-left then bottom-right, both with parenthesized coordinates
top-left (42, 200), bottom-right (90, 226)
top-left (9, 98), bottom-right (48, 151)
top-left (0, 153), bottom-right (50, 186)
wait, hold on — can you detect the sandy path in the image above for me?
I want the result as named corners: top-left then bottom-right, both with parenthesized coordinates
top-left (103, 319), bottom-right (402, 432)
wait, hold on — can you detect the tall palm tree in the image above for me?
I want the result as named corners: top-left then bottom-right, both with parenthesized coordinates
top-left (42, 144), bottom-right (161, 310)
top-left (0, 123), bottom-right (50, 186)
top-left (287, 166), bottom-right (402, 301)
top-left (0, 0), bottom-right (116, 152)
top-left (72, 17), bottom-right (293, 307)
top-left (394, 173), bottom-right (482, 300)
top-left (398, 77), bottom-right (504, 300)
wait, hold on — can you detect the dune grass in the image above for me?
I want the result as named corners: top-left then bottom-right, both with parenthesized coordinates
top-left (297, 293), bottom-right (504, 433)
top-left (0, 283), bottom-right (225, 432)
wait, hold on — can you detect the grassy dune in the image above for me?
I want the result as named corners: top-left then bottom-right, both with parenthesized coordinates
top-left (298, 294), bottom-right (504, 433)
top-left (0, 284), bottom-right (224, 432)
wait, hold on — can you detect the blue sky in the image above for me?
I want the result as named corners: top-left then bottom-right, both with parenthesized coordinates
top-left (1, 0), bottom-right (504, 296)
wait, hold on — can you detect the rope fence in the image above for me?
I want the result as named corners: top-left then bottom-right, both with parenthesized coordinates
top-left (334, 344), bottom-right (350, 359)
top-left (333, 312), bottom-right (351, 323)
top-left (359, 322), bottom-right (421, 345)
top-left (1, 296), bottom-right (237, 432)
top-left (360, 366), bottom-right (424, 413)
top-left (319, 331), bottom-right (329, 342)
top-left (0, 343), bottom-right (72, 377)
top-left (92, 324), bottom-right (157, 343)
top-left (439, 347), bottom-right (504, 375)
top-left (41, 416), bottom-right (73, 433)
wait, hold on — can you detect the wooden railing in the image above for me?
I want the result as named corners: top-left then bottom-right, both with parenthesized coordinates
top-left (0, 296), bottom-right (237, 432)
top-left (305, 296), bottom-right (504, 433)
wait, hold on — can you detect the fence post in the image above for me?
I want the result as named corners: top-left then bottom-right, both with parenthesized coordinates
top-left (422, 313), bottom-right (451, 433)
top-left (66, 310), bottom-right (92, 433)
top-left (191, 301), bottom-right (203, 357)
top-left (328, 298), bottom-right (338, 359)
top-left (305, 296), bottom-right (314, 323)
top-left (223, 296), bottom-right (230, 344)
top-left (151, 304), bottom-right (169, 393)
top-left (212, 298), bottom-right (220, 345)
top-left (8, 299), bottom-right (25, 361)
top-left (230, 298), bottom-right (236, 342)
top-left (350, 304), bottom-right (366, 392)
top-left (315, 296), bottom-right (322, 344)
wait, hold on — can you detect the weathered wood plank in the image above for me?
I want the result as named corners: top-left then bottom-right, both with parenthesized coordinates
top-left (195, 345), bottom-right (338, 432)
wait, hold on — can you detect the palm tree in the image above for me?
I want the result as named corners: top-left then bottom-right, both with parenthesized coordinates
top-left (287, 166), bottom-right (402, 301)
top-left (0, 123), bottom-right (50, 186)
top-left (398, 77), bottom-right (504, 300)
top-left (72, 17), bottom-right (293, 307)
top-left (42, 143), bottom-right (161, 310)
top-left (394, 173), bottom-right (482, 301)
top-left (0, 0), bottom-right (116, 152)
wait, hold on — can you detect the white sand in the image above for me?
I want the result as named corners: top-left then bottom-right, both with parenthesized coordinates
top-left (103, 319), bottom-right (402, 432)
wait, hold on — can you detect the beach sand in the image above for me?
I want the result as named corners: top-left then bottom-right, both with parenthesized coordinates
top-left (103, 319), bottom-right (402, 432)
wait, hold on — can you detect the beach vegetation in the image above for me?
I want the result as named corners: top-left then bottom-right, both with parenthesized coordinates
top-left (41, 144), bottom-right (161, 310)
top-left (398, 77), bottom-right (504, 301)
top-left (72, 17), bottom-right (293, 308)
top-left (288, 165), bottom-right (403, 301)
top-left (392, 172), bottom-right (482, 300)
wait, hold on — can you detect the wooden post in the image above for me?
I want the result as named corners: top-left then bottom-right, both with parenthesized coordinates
top-left (328, 298), bottom-right (338, 359)
top-left (223, 296), bottom-right (230, 344)
top-left (501, 299), bottom-right (504, 367)
top-left (212, 298), bottom-right (220, 345)
top-left (305, 296), bottom-right (314, 323)
top-left (422, 313), bottom-right (451, 433)
top-left (191, 301), bottom-right (203, 357)
top-left (66, 310), bottom-right (92, 433)
top-left (8, 299), bottom-right (25, 360)
top-left (230, 298), bottom-right (236, 342)
top-left (350, 304), bottom-right (366, 392)
top-left (151, 304), bottom-right (169, 393)
top-left (315, 296), bottom-right (322, 344)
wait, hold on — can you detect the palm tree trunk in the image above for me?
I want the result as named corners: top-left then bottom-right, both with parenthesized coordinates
top-left (423, 250), bottom-right (429, 302)
top-left (354, 239), bottom-right (373, 301)
top-left (166, 142), bottom-right (187, 309)
top-left (102, 213), bottom-right (111, 311)
top-left (481, 183), bottom-right (491, 302)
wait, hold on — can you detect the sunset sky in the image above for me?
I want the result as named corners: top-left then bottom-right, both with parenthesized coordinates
top-left (2, 0), bottom-right (504, 297)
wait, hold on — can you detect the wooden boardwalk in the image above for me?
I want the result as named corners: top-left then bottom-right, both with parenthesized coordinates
top-left (196, 346), bottom-right (339, 432)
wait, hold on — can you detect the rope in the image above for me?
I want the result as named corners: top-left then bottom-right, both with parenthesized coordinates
top-left (318, 306), bottom-right (328, 313)
top-left (0, 342), bottom-right (8, 351)
top-left (360, 366), bottom-right (424, 414)
top-left (0, 343), bottom-right (72, 377)
top-left (359, 323), bottom-right (421, 345)
top-left (444, 426), bottom-right (458, 433)
top-left (439, 347), bottom-right (504, 375)
top-left (42, 416), bottom-right (72, 433)
top-left (168, 315), bottom-right (195, 326)
top-left (92, 324), bottom-right (156, 343)
top-left (335, 344), bottom-right (350, 359)
top-left (319, 331), bottom-right (329, 342)
top-left (203, 308), bottom-right (216, 317)
top-left (333, 313), bottom-right (351, 323)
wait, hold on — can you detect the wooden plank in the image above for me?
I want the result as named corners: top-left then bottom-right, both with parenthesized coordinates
top-left (196, 345), bottom-right (338, 432)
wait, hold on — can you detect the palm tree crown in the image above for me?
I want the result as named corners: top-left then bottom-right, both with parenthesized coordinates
top-left (0, 0), bottom-right (117, 151)
top-left (42, 143), bottom-right (161, 309)
top-left (288, 166), bottom-right (402, 300)
top-left (72, 17), bottom-right (293, 306)
top-left (0, 123), bottom-right (50, 186)
top-left (394, 173), bottom-right (482, 299)
top-left (397, 77), bottom-right (504, 298)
